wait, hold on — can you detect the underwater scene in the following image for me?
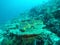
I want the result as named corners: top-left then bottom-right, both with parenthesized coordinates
top-left (0, 0), bottom-right (60, 45)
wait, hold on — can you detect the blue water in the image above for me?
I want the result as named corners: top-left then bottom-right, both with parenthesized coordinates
top-left (0, 0), bottom-right (49, 26)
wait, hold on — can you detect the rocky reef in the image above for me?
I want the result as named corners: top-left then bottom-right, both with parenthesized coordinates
top-left (0, 0), bottom-right (60, 45)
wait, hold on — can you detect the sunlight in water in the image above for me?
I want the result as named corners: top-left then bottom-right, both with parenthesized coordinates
top-left (0, 0), bottom-right (49, 26)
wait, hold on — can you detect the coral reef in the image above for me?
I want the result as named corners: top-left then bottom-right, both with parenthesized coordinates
top-left (0, 0), bottom-right (60, 45)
